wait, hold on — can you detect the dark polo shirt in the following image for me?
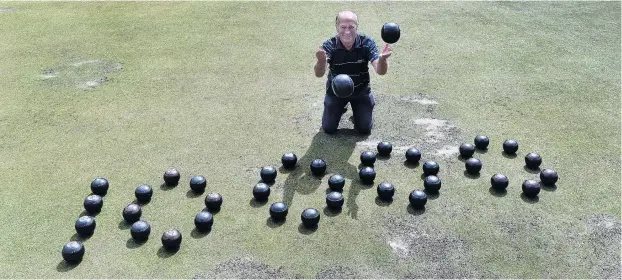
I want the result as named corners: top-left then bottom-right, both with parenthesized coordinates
top-left (322, 33), bottom-right (380, 97)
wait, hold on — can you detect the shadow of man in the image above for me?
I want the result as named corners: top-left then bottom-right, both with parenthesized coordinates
top-left (281, 129), bottom-right (370, 219)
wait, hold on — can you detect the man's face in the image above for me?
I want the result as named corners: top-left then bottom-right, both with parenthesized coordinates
top-left (337, 19), bottom-right (357, 45)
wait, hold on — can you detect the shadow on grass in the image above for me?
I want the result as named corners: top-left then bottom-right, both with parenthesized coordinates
top-left (282, 130), bottom-right (369, 219)
top-left (502, 152), bottom-right (518, 159)
top-left (56, 260), bottom-right (81, 272)
top-left (160, 182), bottom-right (177, 191)
top-left (463, 170), bottom-right (481, 179)
top-left (118, 220), bottom-right (131, 230)
top-left (157, 246), bottom-right (179, 258)
top-left (278, 165), bottom-right (297, 175)
top-left (375, 196), bottom-right (393, 206)
top-left (357, 162), bottom-right (375, 170)
top-left (257, 179), bottom-right (276, 187)
top-left (186, 189), bottom-right (203, 198)
top-left (78, 210), bottom-right (99, 217)
top-left (403, 161), bottom-right (420, 169)
top-left (266, 217), bottom-right (286, 228)
top-left (457, 155), bottom-right (470, 162)
top-left (70, 233), bottom-right (92, 242)
top-left (323, 206), bottom-right (342, 217)
top-left (406, 205), bottom-right (426, 215)
top-left (201, 207), bottom-right (220, 215)
top-left (489, 187), bottom-right (507, 197)
top-left (520, 193), bottom-right (540, 203)
top-left (475, 148), bottom-right (488, 154)
top-left (542, 184), bottom-right (557, 192)
top-left (423, 189), bottom-right (440, 200)
top-left (523, 165), bottom-right (541, 174)
top-left (191, 228), bottom-right (211, 239)
top-left (126, 238), bottom-right (147, 249)
top-left (133, 199), bottom-right (151, 206)
top-left (298, 223), bottom-right (317, 235)
top-left (376, 154), bottom-right (391, 161)
top-left (249, 198), bottom-right (268, 208)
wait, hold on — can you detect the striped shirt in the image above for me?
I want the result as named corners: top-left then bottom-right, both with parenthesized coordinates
top-left (323, 33), bottom-right (380, 97)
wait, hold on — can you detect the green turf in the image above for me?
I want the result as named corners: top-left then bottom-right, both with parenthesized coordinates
top-left (0, 1), bottom-right (619, 278)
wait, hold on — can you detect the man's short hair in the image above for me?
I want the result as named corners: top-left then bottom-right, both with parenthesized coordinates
top-left (335, 11), bottom-right (359, 27)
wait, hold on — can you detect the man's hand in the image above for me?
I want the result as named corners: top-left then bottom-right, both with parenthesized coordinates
top-left (314, 46), bottom-right (328, 77)
top-left (379, 43), bottom-right (392, 60)
top-left (316, 46), bottom-right (327, 63)
top-left (372, 43), bottom-right (392, 75)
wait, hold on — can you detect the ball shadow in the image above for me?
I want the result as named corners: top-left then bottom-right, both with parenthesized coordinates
top-left (523, 165), bottom-right (541, 174)
top-left (126, 238), bottom-right (146, 249)
top-left (475, 148), bottom-right (488, 154)
top-left (406, 205), bottom-right (426, 215)
top-left (488, 187), bottom-right (508, 197)
top-left (375, 196), bottom-right (393, 206)
top-left (542, 184), bottom-right (557, 192)
top-left (266, 217), bottom-right (286, 228)
top-left (357, 163), bottom-right (375, 169)
top-left (133, 199), bottom-right (151, 206)
top-left (403, 161), bottom-right (420, 169)
top-left (202, 207), bottom-right (221, 215)
top-left (118, 220), bottom-right (131, 230)
top-left (258, 179), bottom-right (276, 186)
top-left (157, 246), bottom-right (179, 258)
top-left (423, 190), bottom-right (440, 200)
top-left (323, 206), bottom-right (342, 217)
top-left (249, 198), bottom-right (268, 208)
top-left (191, 228), bottom-right (211, 239)
top-left (56, 259), bottom-right (81, 272)
top-left (298, 223), bottom-right (317, 235)
top-left (488, 187), bottom-right (507, 197)
top-left (457, 155), bottom-right (470, 162)
top-left (278, 165), bottom-right (297, 175)
top-left (79, 210), bottom-right (99, 217)
top-left (502, 152), bottom-right (518, 159)
top-left (520, 193), bottom-right (540, 203)
top-left (160, 183), bottom-right (176, 191)
top-left (358, 180), bottom-right (375, 189)
top-left (463, 170), bottom-right (481, 179)
top-left (186, 189), bottom-right (203, 198)
top-left (377, 154), bottom-right (392, 161)
top-left (70, 232), bottom-right (92, 242)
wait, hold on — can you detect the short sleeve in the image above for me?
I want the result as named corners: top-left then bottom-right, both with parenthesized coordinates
top-left (365, 37), bottom-right (380, 62)
top-left (322, 39), bottom-right (334, 62)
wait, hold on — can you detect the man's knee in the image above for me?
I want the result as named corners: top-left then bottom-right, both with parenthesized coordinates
top-left (355, 123), bottom-right (373, 135)
top-left (322, 125), bottom-right (338, 134)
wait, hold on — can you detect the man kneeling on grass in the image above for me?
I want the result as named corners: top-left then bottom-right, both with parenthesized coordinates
top-left (314, 10), bottom-right (394, 135)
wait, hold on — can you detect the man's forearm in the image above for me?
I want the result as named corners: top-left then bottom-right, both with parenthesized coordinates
top-left (376, 57), bottom-right (388, 75)
top-left (314, 61), bottom-right (326, 77)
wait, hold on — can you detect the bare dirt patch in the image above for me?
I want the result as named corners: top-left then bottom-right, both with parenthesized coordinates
top-left (39, 59), bottom-right (122, 90)
top-left (585, 213), bottom-right (621, 279)
top-left (314, 265), bottom-right (363, 279)
top-left (293, 92), bottom-right (463, 160)
top-left (0, 7), bottom-right (16, 12)
top-left (193, 255), bottom-right (294, 279)
top-left (380, 213), bottom-right (477, 278)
